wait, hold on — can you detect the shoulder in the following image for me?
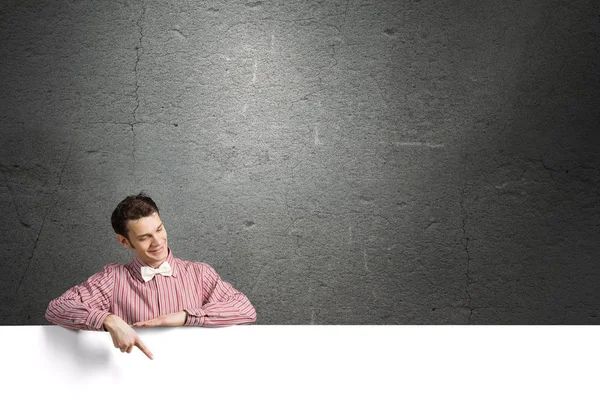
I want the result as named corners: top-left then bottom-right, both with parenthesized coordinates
top-left (76, 263), bottom-right (123, 291)
top-left (87, 262), bottom-right (126, 281)
top-left (104, 262), bottom-right (125, 270)
top-left (175, 259), bottom-right (217, 276)
top-left (103, 262), bottom-right (128, 274)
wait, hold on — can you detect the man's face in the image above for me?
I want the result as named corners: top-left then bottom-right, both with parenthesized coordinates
top-left (117, 212), bottom-right (168, 268)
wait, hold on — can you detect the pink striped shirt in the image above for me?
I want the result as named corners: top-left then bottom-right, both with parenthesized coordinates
top-left (45, 248), bottom-right (256, 330)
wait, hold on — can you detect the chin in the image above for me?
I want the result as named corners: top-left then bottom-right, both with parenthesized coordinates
top-left (148, 245), bottom-right (167, 259)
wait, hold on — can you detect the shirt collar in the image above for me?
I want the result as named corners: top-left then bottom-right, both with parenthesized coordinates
top-left (126, 247), bottom-right (179, 282)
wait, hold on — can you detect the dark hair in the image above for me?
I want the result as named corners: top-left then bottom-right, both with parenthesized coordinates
top-left (111, 192), bottom-right (159, 239)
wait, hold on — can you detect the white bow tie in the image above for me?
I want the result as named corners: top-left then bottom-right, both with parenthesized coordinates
top-left (140, 261), bottom-right (172, 282)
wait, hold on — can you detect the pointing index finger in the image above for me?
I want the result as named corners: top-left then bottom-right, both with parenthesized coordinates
top-left (135, 338), bottom-right (154, 360)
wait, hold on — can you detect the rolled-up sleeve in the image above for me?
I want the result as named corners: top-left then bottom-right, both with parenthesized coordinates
top-left (183, 263), bottom-right (256, 327)
top-left (45, 265), bottom-right (115, 331)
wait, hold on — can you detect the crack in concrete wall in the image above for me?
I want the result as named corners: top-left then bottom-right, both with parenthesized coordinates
top-left (12, 137), bottom-right (76, 299)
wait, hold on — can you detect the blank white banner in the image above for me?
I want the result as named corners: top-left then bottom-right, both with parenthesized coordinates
top-left (1, 325), bottom-right (598, 419)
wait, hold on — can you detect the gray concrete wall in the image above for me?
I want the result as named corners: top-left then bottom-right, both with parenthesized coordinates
top-left (1, 0), bottom-right (599, 324)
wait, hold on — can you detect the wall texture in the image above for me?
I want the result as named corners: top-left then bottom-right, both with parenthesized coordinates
top-left (1, 0), bottom-right (599, 324)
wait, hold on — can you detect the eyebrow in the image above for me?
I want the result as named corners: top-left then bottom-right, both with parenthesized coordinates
top-left (135, 223), bottom-right (163, 239)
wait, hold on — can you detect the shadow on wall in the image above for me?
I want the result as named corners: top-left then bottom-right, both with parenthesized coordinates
top-left (425, 1), bottom-right (600, 323)
top-left (1, 123), bottom-right (134, 324)
top-left (1, 124), bottom-right (78, 323)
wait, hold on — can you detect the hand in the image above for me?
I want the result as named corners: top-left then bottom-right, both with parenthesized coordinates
top-left (133, 311), bottom-right (187, 328)
top-left (103, 314), bottom-right (154, 360)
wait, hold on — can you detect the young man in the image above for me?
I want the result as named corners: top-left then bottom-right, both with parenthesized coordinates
top-left (45, 193), bottom-right (256, 360)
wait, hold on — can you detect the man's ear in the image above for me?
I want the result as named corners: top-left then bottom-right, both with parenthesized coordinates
top-left (117, 234), bottom-right (132, 249)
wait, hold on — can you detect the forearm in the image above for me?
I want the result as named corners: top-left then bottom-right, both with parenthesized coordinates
top-left (184, 296), bottom-right (256, 327)
top-left (46, 266), bottom-right (114, 331)
top-left (45, 296), bottom-right (111, 331)
top-left (186, 262), bottom-right (257, 327)
top-left (102, 314), bottom-right (118, 331)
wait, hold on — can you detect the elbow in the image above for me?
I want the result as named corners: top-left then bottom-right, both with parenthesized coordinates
top-left (45, 298), bottom-right (60, 325)
top-left (45, 301), bottom-right (54, 324)
top-left (237, 298), bottom-right (256, 325)
top-left (237, 293), bottom-right (256, 324)
top-left (247, 304), bottom-right (257, 324)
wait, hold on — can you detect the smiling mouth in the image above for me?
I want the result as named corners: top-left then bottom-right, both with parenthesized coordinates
top-left (149, 245), bottom-right (164, 253)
